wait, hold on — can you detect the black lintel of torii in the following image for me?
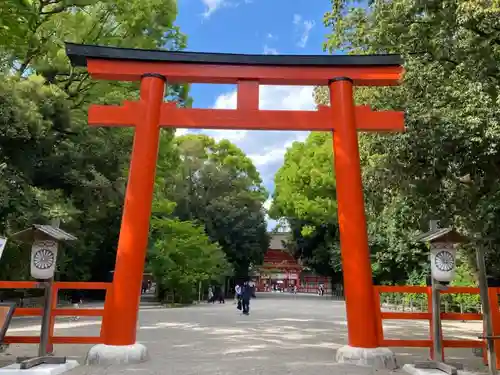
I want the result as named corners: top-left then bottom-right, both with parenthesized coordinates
top-left (65, 42), bottom-right (403, 68)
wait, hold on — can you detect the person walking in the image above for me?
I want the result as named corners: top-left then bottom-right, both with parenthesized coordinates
top-left (217, 286), bottom-right (225, 304)
top-left (234, 283), bottom-right (241, 304)
top-left (241, 281), bottom-right (252, 315)
top-left (208, 286), bottom-right (214, 303)
top-left (141, 280), bottom-right (148, 295)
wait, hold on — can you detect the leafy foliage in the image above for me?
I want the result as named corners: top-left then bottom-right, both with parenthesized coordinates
top-left (0, 0), bottom-right (195, 285)
top-left (0, 0), bottom-right (186, 106)
top-left (149, 200), bottom-right (230, 303)
top-left (274, 0), bottom-right (500, 286)
top-left (319, 0), bottom-right (500, 278)
top-left (170, 135), bottom-right (270, 279)
top-left (270, 133), bottom-right (341, 279)
top-left (0, 0), bottom-right (269, 298)
top-left (0, 74), bottom-right (128, 281)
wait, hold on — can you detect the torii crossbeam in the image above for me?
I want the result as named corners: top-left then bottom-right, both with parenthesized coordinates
top-left (66, 43), bottom-right (404, 364)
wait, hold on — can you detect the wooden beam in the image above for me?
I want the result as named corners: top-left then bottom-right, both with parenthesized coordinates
top-left (86, 59), bottom-right (402, 86)
top-left (237, 80), bottom-right (259, 110)
top-left (88, 101), bottom-right (404, 132)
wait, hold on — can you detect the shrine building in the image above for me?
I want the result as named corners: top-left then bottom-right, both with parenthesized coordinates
top-left (255, 233), bottom-right (331, 293)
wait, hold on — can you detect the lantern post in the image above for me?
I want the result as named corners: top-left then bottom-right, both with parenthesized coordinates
top-left (406, 221), bottom-right (466, 375)
top-left (10, 219), bottom-right (77, 371)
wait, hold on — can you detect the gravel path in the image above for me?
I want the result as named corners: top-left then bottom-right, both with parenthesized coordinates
top-left (0, 294), bottom-right (487, 375)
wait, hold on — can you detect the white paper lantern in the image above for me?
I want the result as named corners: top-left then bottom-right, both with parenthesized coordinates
top-left (30, 240), bottom-right (58, 280)
top-left (430, 242), bottom-right (457, 283)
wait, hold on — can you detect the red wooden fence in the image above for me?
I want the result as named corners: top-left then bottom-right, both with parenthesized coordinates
top-left (374, 285), bottom-right (500, 368)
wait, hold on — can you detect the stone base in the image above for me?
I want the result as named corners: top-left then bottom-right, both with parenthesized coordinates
top-left (0, 360), bottom-right (79, 375)
top-left (403, 364), bottom-right (478, 375)
top-left (85, 343), bottom-right (149, 365)
top-left (336, 345), bottom-right (398, 370)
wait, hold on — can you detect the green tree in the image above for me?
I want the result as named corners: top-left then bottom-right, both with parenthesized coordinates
top-left (169, 134), bottom-right (270, 279)
top-left (149, 200), bottom-right (230, 304)
top-left (270, 132), bottom-right (342, 279)
top-left (0, 74), bottom-right (122, 280)
top-left (316, 0), bottom-right (500, 280)
top-left (0, 0), bottom-right (188, 282)
top-left (0, 0), bottom-right (187, 106)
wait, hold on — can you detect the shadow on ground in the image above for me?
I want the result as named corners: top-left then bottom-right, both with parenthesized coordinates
top-left (0, 296), bottom-right (488, 375)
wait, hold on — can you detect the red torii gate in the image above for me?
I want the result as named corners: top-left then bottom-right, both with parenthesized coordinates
top-left (66, 43), bottom-right (404, 363)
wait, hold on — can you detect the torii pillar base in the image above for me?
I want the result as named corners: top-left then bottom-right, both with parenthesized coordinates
top-left (336, 345), bottom-right (398, 370)
top-left (86, 344), bottom-right (148, 366)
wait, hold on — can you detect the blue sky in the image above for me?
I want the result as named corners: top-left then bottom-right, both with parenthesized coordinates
top-left (175, 0), bottom-right (332, 228)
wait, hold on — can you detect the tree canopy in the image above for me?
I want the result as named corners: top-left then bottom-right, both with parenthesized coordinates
top-left (270, 133), bottom-right (341, 279)
top-left (0, 0), bottom-right (267, 292)
top-left (170, 135), bottom-right (270, 279)
top-left (272, 0), bottom-right (500, 284)
top-left (149, 199), bottom-right (230, 303)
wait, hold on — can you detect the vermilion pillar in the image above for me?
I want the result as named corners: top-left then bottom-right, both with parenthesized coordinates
top-left (103, 74), bottom-right (165, 345)
top-left (329, 77), bottom-right (378, 348)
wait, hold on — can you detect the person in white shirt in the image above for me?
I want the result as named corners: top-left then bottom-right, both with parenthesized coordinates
top-left (234, 284), bottom-right (241, 303)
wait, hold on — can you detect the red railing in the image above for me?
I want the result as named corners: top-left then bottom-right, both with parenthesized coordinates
top-left (0, 281), bottom-right (111, 350)
top-left (374, 285), bottom-right (500, 368)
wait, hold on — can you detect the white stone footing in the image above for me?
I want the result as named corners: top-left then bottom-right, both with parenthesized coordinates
top-left (403, 364), bottom-right (479, 375)
top-left (85, 343), bottom-right (149, 365)
top-left (0, 360), bottom-right (79, 375)
top-left (336, 345), bottom-right (398, 370)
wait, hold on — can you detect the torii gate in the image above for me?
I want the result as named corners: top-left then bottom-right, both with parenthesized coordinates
top-left (65, 43), bottom-right (403, 366)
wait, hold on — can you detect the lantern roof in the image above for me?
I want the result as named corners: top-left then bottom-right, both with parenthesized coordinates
top-left (11, 224), bottom-right (77, 244)
top-left (415, 227), bottom-right (466, 244)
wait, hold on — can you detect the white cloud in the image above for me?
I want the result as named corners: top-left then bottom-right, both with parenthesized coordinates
top-left (298, 20), bottom-right (315, 48)
top-left (293, 14), bottom-right (315, 48)
top-left (201, 0), bottom-right (251, 18)
top-left (212, 85), bottom-right (316, 111)
top-left (247, 131), bottom-right (308, 166)
top-left (263, 45), bottom-right (278, 55)
top-left (201, 0), bottom-right (225, 18)
top-left (204, 86), bottom-right (314, 166)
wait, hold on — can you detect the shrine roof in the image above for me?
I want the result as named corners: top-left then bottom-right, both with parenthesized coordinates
top-left (11, 224), bottom-right (77, 243)
top-left (415, 227), bottom-right (466, 244)
top-left (66, 43), bottom-right (402, 68)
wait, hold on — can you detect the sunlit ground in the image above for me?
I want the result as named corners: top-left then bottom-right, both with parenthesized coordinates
top-left (0, 295), bottom-right (487, 375)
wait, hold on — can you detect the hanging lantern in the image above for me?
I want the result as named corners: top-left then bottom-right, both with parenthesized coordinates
top-left (430, 242), bottom-right (457, 283)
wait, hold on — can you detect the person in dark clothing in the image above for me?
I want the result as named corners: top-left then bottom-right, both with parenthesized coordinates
top-left (241, 282), bottom-right (252, 315)
top-left (217, 288), bottom-right (225, 304)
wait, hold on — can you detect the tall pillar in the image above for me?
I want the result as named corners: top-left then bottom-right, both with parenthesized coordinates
top-left (329, 77), bottom-right (397, 369)
top-left (87, 74), bottom-right (165, 365)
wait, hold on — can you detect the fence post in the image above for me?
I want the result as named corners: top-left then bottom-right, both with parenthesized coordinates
top-left (488, 288), bottom-right (500, 369)
top-left (100, 284), bottom-right (114, 342)
top-left (46, 283), bottom-right (58, 354)
top-left (427, 286), bottom-right (435, 360)
top-left (372, 287), bottom-right (384, 345)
